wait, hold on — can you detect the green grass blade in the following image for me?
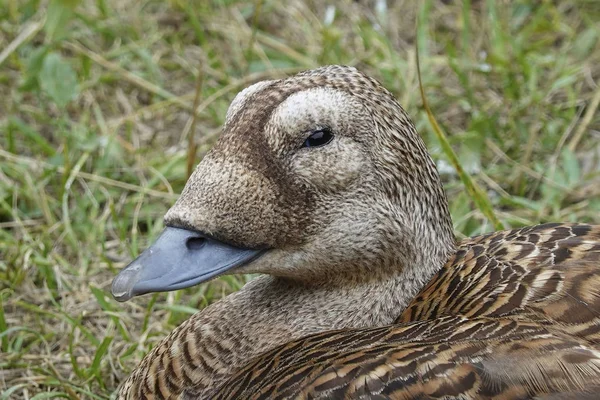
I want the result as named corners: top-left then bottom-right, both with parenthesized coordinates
top-left (89, 335), bottom-right (113, 383)
top-left (415, 31), bottom-right (503, 231)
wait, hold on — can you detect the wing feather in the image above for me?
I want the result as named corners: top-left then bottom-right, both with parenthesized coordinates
top-left (208, 224), bottom-right (600, 399)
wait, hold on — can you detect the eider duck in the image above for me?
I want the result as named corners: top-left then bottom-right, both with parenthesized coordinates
top-left (112, 66), bottom-right (600, 399)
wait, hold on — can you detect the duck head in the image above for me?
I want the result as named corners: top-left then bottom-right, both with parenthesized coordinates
top-left (112, 66), bottom-right (455, 302)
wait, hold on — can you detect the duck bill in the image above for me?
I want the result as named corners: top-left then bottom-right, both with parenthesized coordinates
top-left (111, 227), bottom-right (264, 302)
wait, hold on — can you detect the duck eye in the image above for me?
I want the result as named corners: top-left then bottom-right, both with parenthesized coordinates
top-left (302, 128), bottom-right (334, 148)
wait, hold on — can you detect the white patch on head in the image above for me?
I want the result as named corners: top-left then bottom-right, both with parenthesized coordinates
top-left (267, 87), bottom-right (372, 191)
top-left (268, 87), bottom-right (368, 147)
top-left (226, 80), bottom-right (276, 121)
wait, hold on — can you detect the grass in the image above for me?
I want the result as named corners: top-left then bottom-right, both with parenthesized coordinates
top-left (1, 0), bottom-right (599, 398)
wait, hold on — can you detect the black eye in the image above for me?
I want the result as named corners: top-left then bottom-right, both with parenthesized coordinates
top-left (302, 128), bottom-right (334, 148)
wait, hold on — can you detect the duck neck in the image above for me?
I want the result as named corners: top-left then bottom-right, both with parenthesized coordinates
top-left (123, 261), bottom-right (447, 398)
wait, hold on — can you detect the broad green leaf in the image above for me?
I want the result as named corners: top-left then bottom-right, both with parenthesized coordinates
top-left (39, 52), bottom-right (79, 108)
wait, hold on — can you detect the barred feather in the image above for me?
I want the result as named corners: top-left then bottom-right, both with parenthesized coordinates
top-left (210, 224), bottom-right (600, 399)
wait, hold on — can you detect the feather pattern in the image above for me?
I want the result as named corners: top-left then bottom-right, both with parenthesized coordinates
top-left (113, 66), bottom-right (600, 399)
top-left (209, 224), bottom-right (600, 399)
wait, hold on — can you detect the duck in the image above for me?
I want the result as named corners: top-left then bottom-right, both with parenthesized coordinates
top-left (111, 65), bottom-right (600, 399)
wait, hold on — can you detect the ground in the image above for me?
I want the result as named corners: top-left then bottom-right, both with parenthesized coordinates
top-left (0, 0), bottom-right (599, 398)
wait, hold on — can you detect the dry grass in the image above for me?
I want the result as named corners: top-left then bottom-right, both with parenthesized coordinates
top-left (1, 0), bottom-right (599, 398)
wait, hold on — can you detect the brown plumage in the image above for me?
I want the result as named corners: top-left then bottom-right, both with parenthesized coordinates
top-left (211, 223), bottom-right (600, 399)
top-left (114, 66), bottom-right (600, 399)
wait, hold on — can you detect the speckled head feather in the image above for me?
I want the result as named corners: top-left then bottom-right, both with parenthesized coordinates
top-left (165, 65), bottom-right (455, 283)
top-left (118, 66), bottom-right (458, 398)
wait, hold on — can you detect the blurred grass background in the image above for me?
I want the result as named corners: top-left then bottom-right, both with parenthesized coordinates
top-left (1, 0), bottom-right (599, 398)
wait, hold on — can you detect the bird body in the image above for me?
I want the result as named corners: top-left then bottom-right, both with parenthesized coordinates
top-left (113, 66), bottom-right (600, 399)
top-left (213, 223), bottom-right (600, 399)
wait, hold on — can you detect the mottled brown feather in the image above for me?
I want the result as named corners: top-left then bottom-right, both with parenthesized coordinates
top-left (209, 224), bottom-right (600, 399)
